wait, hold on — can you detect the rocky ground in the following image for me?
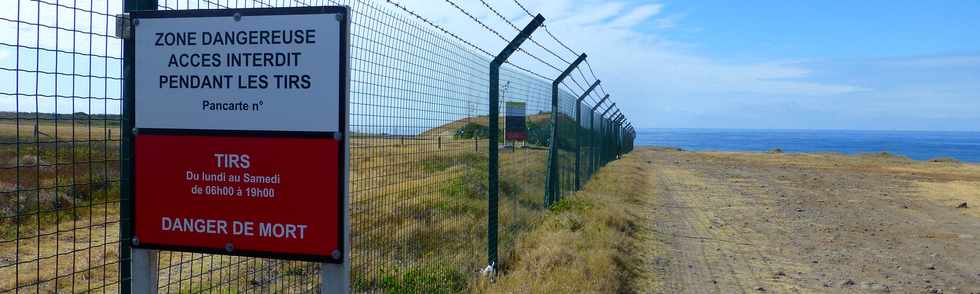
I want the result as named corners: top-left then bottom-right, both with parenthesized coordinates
top-left (634, 148), bottom-right (980, 294)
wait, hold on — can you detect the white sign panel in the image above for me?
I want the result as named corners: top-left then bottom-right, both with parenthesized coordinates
top-left (135, 13), bottom-right (342, 132)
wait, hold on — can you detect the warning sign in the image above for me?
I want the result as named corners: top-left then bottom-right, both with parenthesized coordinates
top-left (134, 8), bottom-right (343, 132)
top-left (129, 7), bottom-right (349, 262)
top-left (505, 101), bottom-right (527, 141)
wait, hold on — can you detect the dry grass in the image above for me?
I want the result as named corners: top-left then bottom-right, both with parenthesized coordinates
top-left (479, 152), bottom-right (651, 293)
top-left (0, 117), bottom-right (559, 292)
top-left (0, 120), bottom-right (120, 143)
top-left (698, 151), bottom-right (980, 181)
top-left (694, 150), bottom-right (980, 218)
top-left (917, 181), bottom-right (980, 218)
top-left (418, 114), bottom-right (551, 138)
top-left (0, 203), bottom-right (120, 293)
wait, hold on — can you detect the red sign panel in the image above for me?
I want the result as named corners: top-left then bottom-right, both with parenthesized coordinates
top-left (505, 131), bottom-right (528, 141)
top-left (135, 134), bottom-right (341, 258)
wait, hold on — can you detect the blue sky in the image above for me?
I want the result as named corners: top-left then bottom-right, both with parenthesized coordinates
top-left (659, 1), bottom-right (980, 61)
top-left (2, 0), bottom-right (978, 131)
top-left (395, 0), bottom-right (980, 131)
top-left (624, 1), bottom-right (980, 131)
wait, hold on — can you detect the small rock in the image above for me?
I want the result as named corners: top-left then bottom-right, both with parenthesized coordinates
top-left (841, 279), bottom-right (857, 287)
top-left (927, 265), bottom-right (936, 270)
top-left (756, 287), bottom-right (767, 292)
top-left (861, 282), bottom-right (890, 292)
top-left (927, 287), bottom-right (943, 294)
top-left (957, 202), bottom-right (968, 208)
top-left (774, 271), bottom-right (786, 277)
top-left (796, 208), bottom-right (805, 212)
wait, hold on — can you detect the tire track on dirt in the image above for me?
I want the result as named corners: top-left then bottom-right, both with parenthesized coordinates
top-left (653, 163), bottom-right (765, 293)
top-left (646, 149), bottom-right (980, 293)
top-left (653, 170), bottom-right (725, 293)
top-left (650, 151), bottom-right (811, 293)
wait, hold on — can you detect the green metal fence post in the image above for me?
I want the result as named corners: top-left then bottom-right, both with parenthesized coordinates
top-left (121, 1), bottom-right (157, 293)
top-left (488, 14), bottom-right (544, 271)
top-left (599, 103), bottom-right (616, 168)
top-left (589, 95), bottom-right (609, 177)
top-left (613, 118), bottom-right (620, 158)
top-left (607, 110), bottom-right (621, 161)
top-left (545, 54), bottom-right (586, 206)
top-left (615, 115), bottom-right (625, 157)
top-left (574, 80), bottom-right (600, 191)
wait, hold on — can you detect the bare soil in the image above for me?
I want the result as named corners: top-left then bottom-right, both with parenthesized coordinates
top-left (636, 148), bottom-right (980, 294)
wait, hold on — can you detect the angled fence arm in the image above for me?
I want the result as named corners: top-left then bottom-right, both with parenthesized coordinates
top-left (574, 80), bottom-right (600, 190)
top-left (487, 14), bottom-right (544, 272)
top-left (600, 103), bottom-right (617, 121)
top-left (545, 53), bottom-right (587, 206)
top-left (610, 109), bottom-right (621, 121)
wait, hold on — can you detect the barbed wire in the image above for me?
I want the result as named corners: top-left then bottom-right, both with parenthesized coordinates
top-left (347, 0), bottom-right (626, 119)
top-left (477, 0), bottom-right (573, 66)
top-left (477, 0), bottom-right (606, 103)
top-left (382, 0), bottom-right (551, 81)
top-left (511, 0), bottom-right (579, 58)
top-left (506, 0), bottom-right (607, 101)
top-left (511, 0), bottom-right (609, 98)
top-left (584, 60), bottom-right (608, 96)
top-left (440, 0), bottom-right (510, 47)
top-left (385, 0), bottom-right (608, 99)
top-left (440, 0), bottom-right (566, 75)
top-left (384, 0), bottom-right (493, 57)
top-left (511, 0), bottom-right (533, 19)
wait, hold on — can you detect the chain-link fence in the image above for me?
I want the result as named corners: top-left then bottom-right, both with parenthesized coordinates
top-left (0, 0), bottom-right (634, 292)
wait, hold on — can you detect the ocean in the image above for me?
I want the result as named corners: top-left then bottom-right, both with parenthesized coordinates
top-left (635, 129), bottom-right (980, 163)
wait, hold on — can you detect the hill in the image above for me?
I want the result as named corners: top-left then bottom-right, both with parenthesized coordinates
top-left (419, 113), bottom-right (551, 137)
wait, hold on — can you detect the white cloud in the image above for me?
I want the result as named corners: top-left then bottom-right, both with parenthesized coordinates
top-left (607, 4), bottom-right (662, 29)
top-left (394, 0), bottom-right (862, 127)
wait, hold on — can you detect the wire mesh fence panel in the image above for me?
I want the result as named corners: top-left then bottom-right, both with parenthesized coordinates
top-left (1, 0), bottom-right (632, 292)
top-left (492, 65), bottom-right (551, 270)
top-left (577, 101), bottom-right (595, 185)
top-left (553, 87), bottom-right (577, 201)
top-left (347, 0), bottom-right (493, 291)
top-left (0, 0), bottom-right (124, 292)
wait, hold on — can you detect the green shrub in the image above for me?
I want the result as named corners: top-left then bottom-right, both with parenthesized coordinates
top-left (380, 266), bottom-right (467, 294)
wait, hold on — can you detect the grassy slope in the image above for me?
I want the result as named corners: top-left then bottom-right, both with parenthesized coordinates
top-left (419, 114), bottom-right (551, 137)
top-left (480, 151), bottom-right (653, 293)
top-left (0, 117), bottom-right (554, 292)
top-left (478, 149), bottom-right (980, 293)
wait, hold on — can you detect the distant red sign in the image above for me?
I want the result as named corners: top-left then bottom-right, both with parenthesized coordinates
top-left (134, 134), bottom-right (341, 258)
top-left (505, 131), bottom-right (528, 141)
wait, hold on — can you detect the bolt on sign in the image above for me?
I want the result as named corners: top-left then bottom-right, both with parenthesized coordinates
top-left (505, 101), bottom-right (527, 141)
top-left (129, 7), bottom-right (349, 262)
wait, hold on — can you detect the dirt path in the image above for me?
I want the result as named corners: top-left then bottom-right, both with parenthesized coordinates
top-left (637, 149), bottom-right (980, 294)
